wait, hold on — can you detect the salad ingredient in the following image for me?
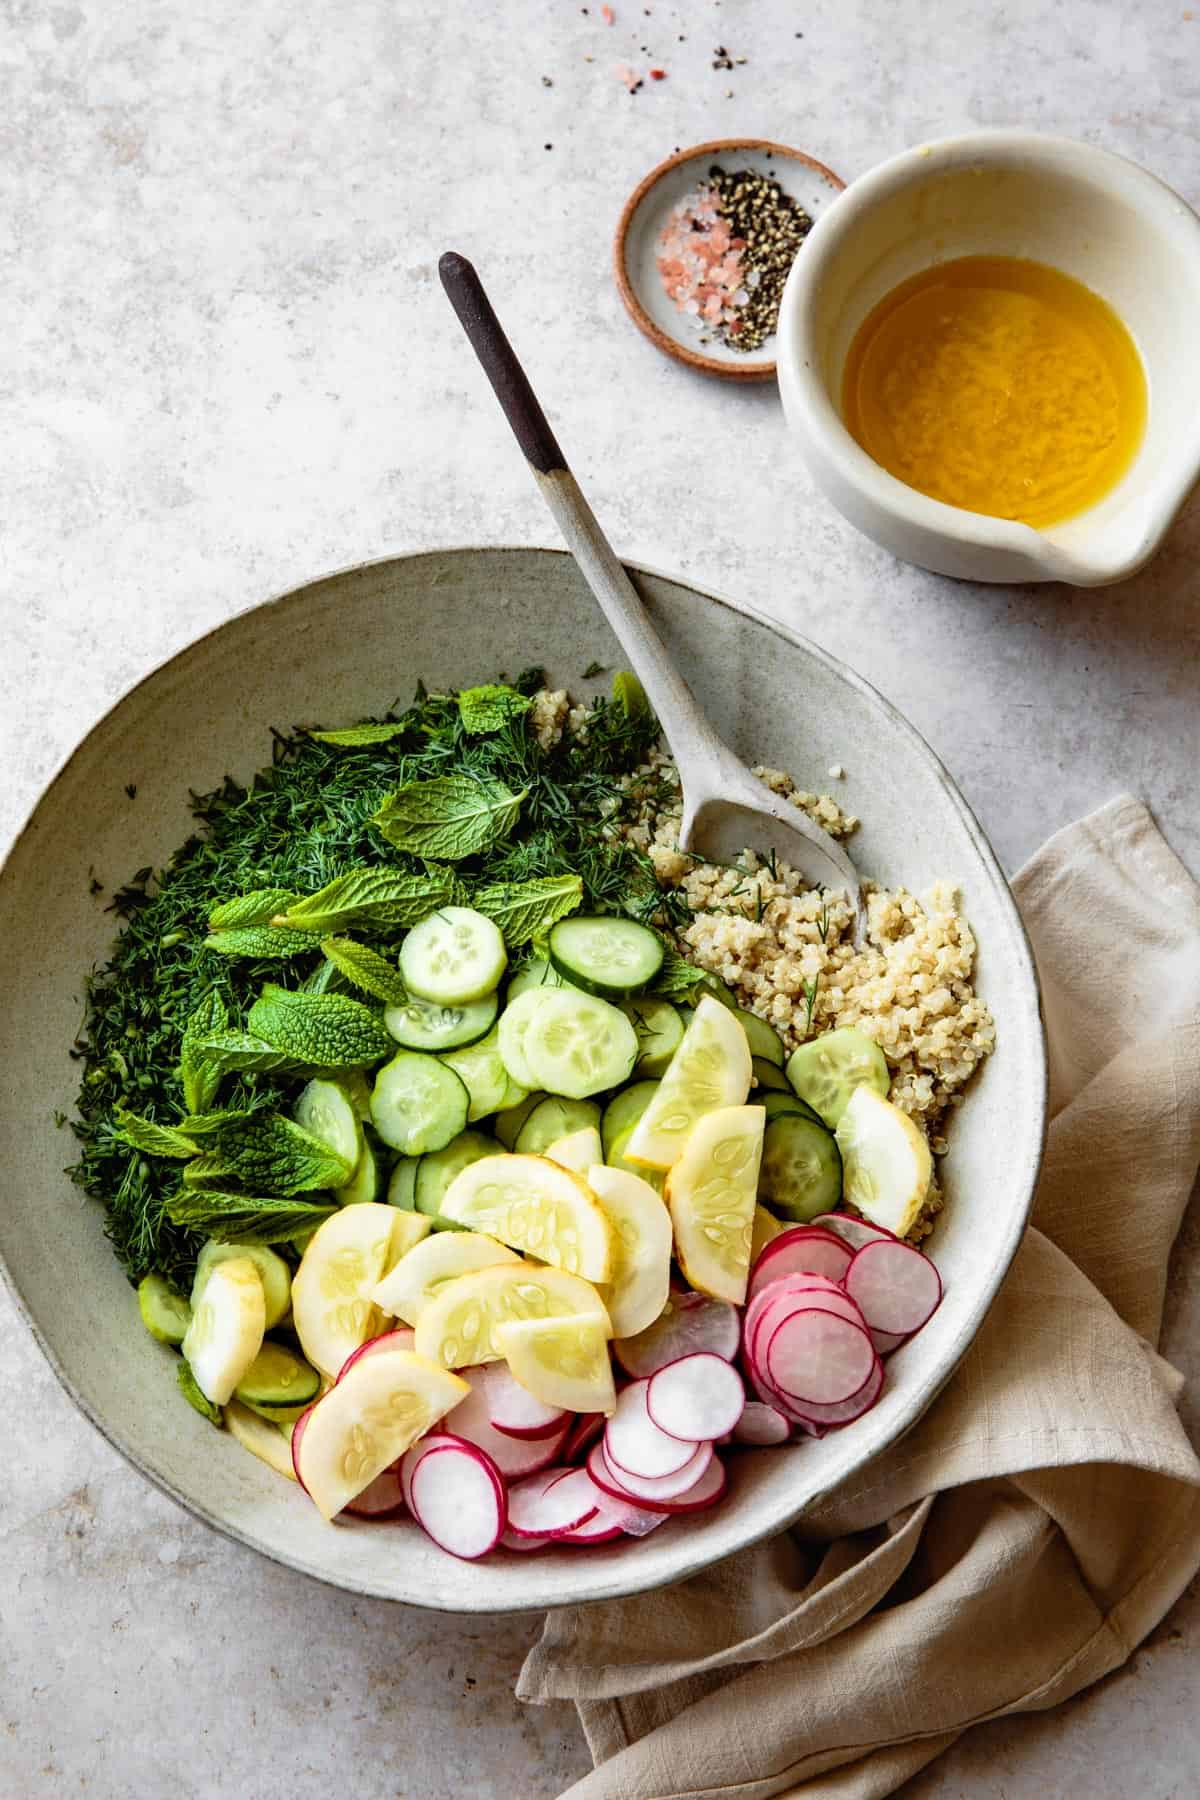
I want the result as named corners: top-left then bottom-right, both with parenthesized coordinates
top-left (318, 936), bottom-right (408, 1006)
top-left (493, 1313), bottom-right (616, 1416)
top-left (343, 1464), bottom-right (407, 1519)
top-left (399, 905), bottom-right (507, 1005)
top-left (592, 1436), bottom-right (714, 1505)
top-left (336, 1131), bottom-right (383, 1207)
top-left (181, 1256), bottom-right (266, 1405)
top-left (182, 1110), bottom-right (353, 1196)
top-left (513, 1095), bottom-right (602, 1156)
top-left (384, 990), bottom-right (498, 1052)
top-left (226, 1399), bottom-right (299, 1479)
top-left (764, 1308), bottom-right (877, 1407)
top-left (646, 1352), bottom-right (745, 1441)
top-left (246, 986), bottom-right (396, 1070)
top-left (438, 1153), bottom-right (614, 1281)
top-left (370, 1051), bottom-right (470, 1155)
top-left (411, 1261), bottom-right (610, 1368)
top-left (547, 914), bottom-right (663, 999)
top-left (506, 1467), bottom-right (599, 1539)
top-left (656, 164), bottom-right (813, 353)
top-left (375, 774), bottom-right (525, 861)
top-left (440, 1026), bottom-right (512, 1122)
top-left (604, 1378), bottom-right (700, 1480)
top-left (234, 1342), bottom-right (320, 1410)
top-left (191, 1241), bottom-right (291, 1330)
top-left (442, 1379), bottom-right (572, 1478)
top-left (521, 988), bottom-right (640, 1099)
top-left (405, 1437), bottom-right (507, 1559)
top-left (835, 1086), bottom-right (933, 1237)
top-left (586, 1164), bottom-right (672, 1340)
top-left (413, 1130), bottom-right (503, 1223)
top-left (750, 1204), bottom-right (786, 1262)
top-left (177, 1360), bottom-right (223, 1423)
top-left (600, 1079), bottom-right (659, 1155)
top-left (613, 1290), bottom-right (740, 1377)
top-left (842, 1238), bottom-right (943, 1338)
top-left (473, 873), bottom-right (584, 946)
top-left (545, 1127), bottom-right (604, 1173)
top-left (294, 1079), bottom-right (362, 1172)
top-left (479, 1361), bottom-right (568, 1439)
top-left (371, 1231), bottom-right (522, 1324)
top-left (733, 1005), bottom-right (786, 1067)
top-left (785, 1026), bottom-right (889, 1129)
top-left (272, 867), bottom-right (460, 934)
top-left (625, 998), bottom-right (684, 1076)
top-left (137, 1273), bottom-right (191, 1345)
top-left (732, 1400), bottom-right (789, 1446)
top-left (666, 1105), bottom-right (764, 1304)
top-left (625, 996), bottom-right (752, 1170)
top-left (748, 1225), bottom-right (853, 1296)
top-left (296, 1347), bottom-right (468, 1519)
top-left (757, 1111), bottom-right (843, 1221)
top-left (289, 1203), bottom-right (402, 1377)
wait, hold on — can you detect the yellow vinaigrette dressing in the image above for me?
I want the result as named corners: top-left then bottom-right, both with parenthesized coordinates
top-left (842, 256), bottom-right (1147, 527)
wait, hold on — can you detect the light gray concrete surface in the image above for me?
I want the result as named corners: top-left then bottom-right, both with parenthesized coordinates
top-left (2, 1), bottom-right (1197, 1795)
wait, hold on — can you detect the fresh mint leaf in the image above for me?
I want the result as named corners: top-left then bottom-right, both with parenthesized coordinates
top-left (320, 936), bottom-right (408, 1005)
top-left (457, 683), bottom-right (532, 735)
top-left (307, 722), bottom-right (408, 747)
top-left (473, 874), bottom-right (583, 947)
top-left (181, 1110), bottom-right (353, 1193)
top-left (114, 1107), bottom-right (199, 1160)
top-left (273, 866), bottom-right (460, 934)
top-left (652, 945), bottom-right (712, 1000)
top-left (373, 775), bottom-right (525, 860)
top-left (612, 670), bottom-right (650, 722)
top-left (168, 1186), bottom-right (337, 1246)
top-left (205, 925), bottom-right (326, 959)
top-left (247, 984), bottom-right (395, 1068)
top-left (180, 989), bottom-right (230, 1113)
top-left (193, 1030), bottom-right (304, 1075)
top-left (178, 1360), bottom-right (223, 1424)
top-left (178, 1108), bottom-right (261, 1137)
top-left (208, 888), bottom-right (300, 931)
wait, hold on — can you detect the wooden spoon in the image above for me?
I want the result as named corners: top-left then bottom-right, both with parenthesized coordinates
top-left (439, 252), bottom-right (866, 935)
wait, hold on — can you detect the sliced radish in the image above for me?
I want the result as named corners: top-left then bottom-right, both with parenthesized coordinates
top-left (748, 1226), bottom-right (853, 1296)
top-left (398, 1431), bottom-right (462, 1512)
top-left (507, 1466), bottom-right (599, 1538)
top-left (480, 1361), bottom-right (569, 1440)
top-left (732, 1401), bottom-right (790, 1445)
top-left (343, 1463), bottom-right (406, 1519)
top-left (647, 1452), bottom-right (728, 1514)
top-left (296, 1349), bottom-right (469, 1520)
top-left (590, 1438), bottom-right (714, 1505)
top-left (588, 1484), bottom-right (670, 1536)
top-left (558, 1510), bottom-right (625, 1544)
top-left (869, 1326), bottom-right (909, 1356)
top-left (444, 1373), bottom-right (570, 1478)
top-left (809, 1212), bottom-right (899, 1249)
top-left (764, 1308), bottom-right (877, 1406)
top-left (646, 1353), bottom-right (745, 1442)
top-left (744, 1277), bottom-right (864, 1371)
top-left (337, 1327), bottom-right (415, 1380)
top-left (289, 1401), bottom-right (317, 1490)
top-left (787, 1355), bottom-right (885, 1427)
top-left (407, 1439), bottom-right (507, 1560)
top-left (843, 1238), bottom-right (943, 1336)
top-left (613, 1291), bottom-right (739, 1378)
top-left (604, 1380), bottom-right (700, 1479)
top-left (563, 1412), bottom-right (605, 1463)
top-left (499, 1527), bottom-right (552, 1552)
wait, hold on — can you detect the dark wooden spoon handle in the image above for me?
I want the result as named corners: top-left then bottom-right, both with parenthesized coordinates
top-left (438, 252), bottom-right (567, 476)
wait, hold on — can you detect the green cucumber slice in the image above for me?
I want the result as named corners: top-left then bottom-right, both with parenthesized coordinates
top-left (440, 1025), bottom-right (510, 1122)
top-left (388, 1156), bottom-right (420, 1209)
top-left (523, 987), bottom-right (639, 1098)
top-left (494, 1089), bottom-right (546, 1150)
top-left (514, 1095), bottom-right (602, 1155)
top-left (191, 1242), bottom-right (291, 1330)
top-left (138, 1273), bottom-right (191, 1346)
top-left (751, 1056), bottom-right (791, 1093)
top-left (178, 1360), bottom-right (222, 1424)
top-left (399, 906), bottom-right (507, 1005)
top-left (414, 1130), bottom-right (503, 1226)
top-left (735, 1005), bottom-right (786, 1066)
top-left (295, 1077), bottom-right (363, 1169)
top-left (624, 997), bottom-right (684, 1076)
top-left (336, 1130), bottom-right (382, 1206)
top-left (600, 1079), bottom-right (661, 1156)
top-left (757, 1112), bottom-right (843, 1222)
top-left (548, 915), bottom-right (664, 999)
top-left (496, 988), bottom-right (547, 1089)
top-left (506, 958), bottom-right (566, 1001)
top-left (605, 1126), bottom-right (665, 1196)
top-left (370, 1051), bottom-right (470, 1154)
top-left (384, 989), bottom-right (498, 1051)
top-left (760, 1091), bottom-right (826, 1126)
top-left (785, 1027), bottom-right (889, 1128)
top-left (234, 1342), bottom-right (320, 1408)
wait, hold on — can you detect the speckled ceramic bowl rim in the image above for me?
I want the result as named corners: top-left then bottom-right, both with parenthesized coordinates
top-left (0, 547), bottom-right (1047, 1610)
top-left (614, 139), bottom-right (846, 383)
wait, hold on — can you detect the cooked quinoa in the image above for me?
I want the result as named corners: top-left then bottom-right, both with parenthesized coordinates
top-left (604, 743), bottom-right (995, 1241)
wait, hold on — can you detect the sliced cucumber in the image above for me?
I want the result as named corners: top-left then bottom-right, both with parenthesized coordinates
top-left (757, 1112), bottom-right (843, 1223)
top-left (506, 957), bottom-right (566, 1002)
top-left (182, 1257), bottom-right (266, 1405)
top-left (548, 915), bottom-right (664, 999)
top-left (339, 1067), bottom-right (374, 1122)
top-left (440, 1025), bottom-right (510, 1122)
top-left (336, 1130), bottom-right (382, 1206)
top-left (294, 1078), bottom-right (363, 1170)
top-left (761, 1090), bottom-right (826, 1126)
top-left (388, 1155), bottom-right (419, 1209)
top-left (192, 1241), bottom-right (291, 1331)
top-left (496, 1070), bottom-right (532, 1113)
top-left (178, 1359), bottom-right (222, 1424)
top-left (138, 1273), bottom-right (191, 1346)
top-left (370, 1051), bottom-right (470, 1154)
top-left (384, 989), bottom-right (498, 1052)
top-left (624, 997), bottom-right (684, 1076)
top-left (605, 1126), bottom-right (665, 1196)
top-left (600, 1079), bottom-right (660, 1156)
top-left (735, 1005), bottom-right (785, 1066)
top-left (496, 988), bottom-right (547, 1089)
top-left (399, 906), bottom-right (507, 1005)
top-left (494, 1088), bottom-right (546, 1150)
top-left (514, 1094), bottom-right (602, 1155)
top-left (751, 1056), bottom-right (791, 1093)
top-left (415, 1130), bottom-right (503, 1225)
top-left (523, 988), bottom-right (639, 1099)
top-left (786, 1026), bottom-right (889, 1128)
top-left (234, 1341), bottom-right (321, 1409)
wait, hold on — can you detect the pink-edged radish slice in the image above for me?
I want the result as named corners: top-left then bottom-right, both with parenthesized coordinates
top-left (480, 1362), bottom-right (569, 1440)
top-left (398, 1431), bottom-right (463, 1512)
top-left (407, 1439), bottom-right (507, 1560)
top-left (295, 1350), bottom-right (469, 1520)
top-left (749, 1292), bottom-right (867, 1378)
top-left (646, 1353), bottom-right (745, 1442)
top-left (563, 1412), bottom-right (605, 1464)
top-left (604, 1379), bottom-right (700, 1479)
top-left (648, 1452), bottom-right (728, 1514)
top-left (764, 1308), bottom-right (877, 1407)
top-left (748, 1227), bottom-right (853, 1297)
top-left (336, 1327), bottom-right (415, 1380)
top-left (592, 1438), bottom-right (714, 1505)
top-left (744, 1278), bottom-right (865, 1371)
top-left (343, 1463), bottom-right (406, 1519)
top-left (445, 1372), bottom-right (571, 1478)
top-left (787, 1355), bottom-right (885, 1428)
top-left (613, 1291), bottom-right (739, 1378)
top-left (843, 1238), bottom-right (943, 1337)
top-left (507, 1466), bottom-right (599, 1538)
top-left (588, 1483), bottom-right (670, 1536)
top-left (289, 1401), bottom-right (317, 1491)
top-left (732, 1401), bottom-right (790, 1446)
top-left (869, 1327), bottom-right (909, 1356)
top-left (558, 1509), bottom-right (625, 1545)
top-left (808, 1212), bottom-right (899, 1249)
top-left (499, 1527), bottom-right (552, 1552)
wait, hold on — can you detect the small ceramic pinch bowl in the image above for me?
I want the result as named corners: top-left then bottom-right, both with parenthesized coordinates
top-left (616, 138), bottom-right (844, 382)
top-left (777, 130), bottom-right (1200, 584)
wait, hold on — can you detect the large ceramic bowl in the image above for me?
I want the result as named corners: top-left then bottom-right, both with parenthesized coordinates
top-left (0, 548), bottom-right (1045, 1610)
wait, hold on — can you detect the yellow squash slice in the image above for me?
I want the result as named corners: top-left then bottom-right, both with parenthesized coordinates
top-left (413, 1261), bottom-right (611, 1369)
top-left (371, 1230), bottom-right (522, 1325)
top-left (226, 1399), bottom-right (298, 1482)
top-left (438, 1152), bottom-right (613, 1281)
top-left (751, 1203), bottom-right (786, 1264)
top-left (665, 1104), bottom-right (765, 1305)
top-left (835, 1085), bottom-right (933, 1237)
top-left (181, 1256), bottom-right (266, 1405)
top-left (545, 1126), bottom-right (604, 1174)
top-left (495, 1313), bottom-right (616, 1416)
top-left (624, 996), bottom-right (752, 1170)
top-left (291, 1203), bottom-right (410, 1379)
top-left (295, 1348), bottom-right (468, 1520)
top-left (587, 1164), bottom-right (672, 1340)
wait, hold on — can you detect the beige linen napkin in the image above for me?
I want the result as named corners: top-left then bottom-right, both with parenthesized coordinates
top-left (519, 795), bottom-right (1200, 1800)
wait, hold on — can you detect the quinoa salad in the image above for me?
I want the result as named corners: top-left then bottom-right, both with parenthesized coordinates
top-left (69, 668), bottom-right (993, 1556)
